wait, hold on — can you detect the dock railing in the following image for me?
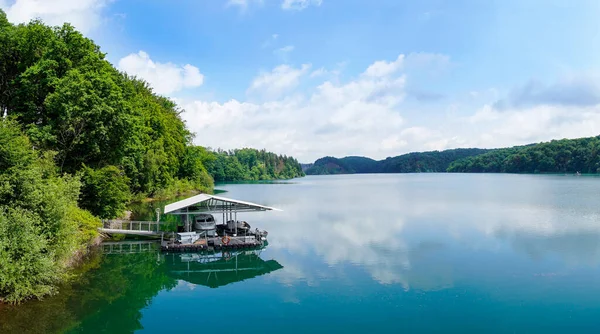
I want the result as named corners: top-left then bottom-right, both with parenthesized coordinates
top-left (100, 219), bottom-right (165, 235)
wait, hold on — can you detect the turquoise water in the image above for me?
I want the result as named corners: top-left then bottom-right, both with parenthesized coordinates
top-left (3, 174), bottom-right (600, 333)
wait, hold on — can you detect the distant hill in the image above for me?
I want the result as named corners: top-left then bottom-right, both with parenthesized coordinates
top-left (306, 136), bottom-right (600, 176)
top-left (305, 148), bottom-right (489, 175)
top-left (304, 156), bottom-right (355, 175)
top-left (448, 137), bottom-right (600, 173)
top-left (300, 163), bottom-right (314, 172)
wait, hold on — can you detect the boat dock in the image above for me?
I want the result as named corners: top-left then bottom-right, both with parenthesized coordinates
top-left (98, 194), bottom-right (279, 252)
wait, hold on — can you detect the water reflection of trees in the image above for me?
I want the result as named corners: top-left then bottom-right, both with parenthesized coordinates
top-left (0, 247), bottom-right (283, 334)
top-left (0, 248), bottom-right (174, 333)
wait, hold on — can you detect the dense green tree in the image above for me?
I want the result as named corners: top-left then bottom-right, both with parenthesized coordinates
top-left (79, 165), bottom-right (131, 219)
top-left (178, 146), bottom-right (214, 193)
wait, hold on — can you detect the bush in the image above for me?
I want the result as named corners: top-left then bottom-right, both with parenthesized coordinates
top-left (0, 207), bottom-right (60, 303)
top-left (0, 118), bottom-right (100, 303)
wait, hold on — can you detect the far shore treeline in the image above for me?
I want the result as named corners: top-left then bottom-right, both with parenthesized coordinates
top-left (0, 11), bottom-right (302, 303)
top-left (306, 136), bottom-right (600, 175)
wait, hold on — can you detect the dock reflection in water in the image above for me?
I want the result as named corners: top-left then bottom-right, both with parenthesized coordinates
top-left (100, 241), bottom-right (284, 289)
top-left (164, 250), bottom-right (284, 288)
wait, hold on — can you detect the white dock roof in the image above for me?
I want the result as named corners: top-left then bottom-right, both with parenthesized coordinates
top-left (164, 194), bottom-right (281, 214)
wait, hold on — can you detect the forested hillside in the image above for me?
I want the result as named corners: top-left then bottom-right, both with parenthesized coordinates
top-left (0, 11), bottom-right (302, 303)
top-left (448, 137), bottom-right (600, 173)
top-left (379, 149), bottom-right (489, 172)
top-left (305, 149), bottom-right (488, 175)
top-left (204, 148), bottom-right (304, 182)
top-left (0, 13), bottom-right (214, 215)
top-left (304, 157), bottom-right (355, 174)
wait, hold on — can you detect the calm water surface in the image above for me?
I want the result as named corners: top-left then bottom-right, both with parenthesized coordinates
top-left (2, 174), bottom-right (600, 333)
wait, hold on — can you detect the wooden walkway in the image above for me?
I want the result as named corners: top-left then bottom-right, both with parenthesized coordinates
top-left (99, 219), bottom-right (165, 236)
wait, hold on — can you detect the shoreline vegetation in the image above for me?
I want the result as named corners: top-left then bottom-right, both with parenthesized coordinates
top-left (0, 11), bottom-right (303, 303)
top-left (305, 136), bottom-right (600, 175)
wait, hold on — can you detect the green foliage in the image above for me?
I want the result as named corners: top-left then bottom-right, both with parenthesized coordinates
top-left (178, 146), bottom-right (214, 192)
top-left (0, 117), bottom-right (35, 171)
top-left (65, 206), bottom-right (101, 247)
top-left (204, 148), bottom-right (304, 182)
top-left (0, 118), bottom-right (98, 303)
top-left (79, 166), bottom-right (131, 219)
top-left (0, 208), bottom-right (58, 303)
top-left (448, 137), bottom-right (600, 174)
top-left (305, 149), bottom-right (489, 175)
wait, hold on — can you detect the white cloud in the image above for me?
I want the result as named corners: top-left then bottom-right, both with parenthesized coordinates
top-left (176, 52), bottom-right (600, 162)
top-left (0, 0), bottom-right (110, 33)
top-left (309, 67), bottom-right (327, 78)
top-left (281, 0), bottom-right (322, 11)
top-left (466, 104), bottom-right (600, 148)
top-left (381, 126), bottom-right (464, 152)
top-left (184, 55), bottom-right (412, 161)
top-left (118, 51), bottom-right (204, 96)
top-left (247, 63), bottom-right (311, 99)
top-left (364, 54), bottom-right (404, 78)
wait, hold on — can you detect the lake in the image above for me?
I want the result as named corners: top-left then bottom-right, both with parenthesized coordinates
top-left (2, 173), bottom-right (600, 333)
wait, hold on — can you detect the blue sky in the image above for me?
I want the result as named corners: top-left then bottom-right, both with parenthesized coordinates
top-left (2, 0), bottom-right (600, 161)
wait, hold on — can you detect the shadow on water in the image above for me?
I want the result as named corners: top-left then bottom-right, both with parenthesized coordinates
top-left (0, 245), bottom-right (282, 334)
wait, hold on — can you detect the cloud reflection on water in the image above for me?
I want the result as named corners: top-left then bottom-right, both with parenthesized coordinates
top-left (223, 174), bottom-right (600, 292)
